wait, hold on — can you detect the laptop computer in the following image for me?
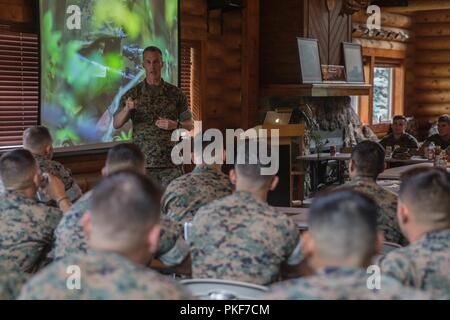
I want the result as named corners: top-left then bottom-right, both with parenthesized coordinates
top-left (264, 111), bottom-right (292, 125)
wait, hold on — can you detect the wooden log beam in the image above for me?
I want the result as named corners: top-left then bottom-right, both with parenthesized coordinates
top-left (415, 64), bottom-right (450, 77)
top-left (352, 10), bottom-right (412, 28)
top-left (352, 23), bottom-right (411, 42)
top-left (415, 104), bottom-right (450, 116)
top-left (415, 50), bottom-right (450, 64)
top-left (415, 10), bottom-right (450, 23)
top-left (415, 90), bottom-right (450, 103)
top-left (384, 0), bottom-right (450, 13)
top-left (353, 38), bottom-right (407, 50)
top-left (415, 23), bottom-right (450, 37)
top-left (415, 78), bottom-right (450, 90)
top-left (415, 36), bottom-right (450, 50)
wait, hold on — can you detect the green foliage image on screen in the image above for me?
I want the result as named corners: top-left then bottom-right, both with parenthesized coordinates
top-left (39, 0), bottom-right (179, 147)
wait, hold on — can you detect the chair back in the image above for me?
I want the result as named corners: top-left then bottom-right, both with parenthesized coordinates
top-left (180, 278), bottom-right (269, 300)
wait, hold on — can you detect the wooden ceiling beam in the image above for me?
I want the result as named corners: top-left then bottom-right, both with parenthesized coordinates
top-left (384, 0), bottom-right (450, 13)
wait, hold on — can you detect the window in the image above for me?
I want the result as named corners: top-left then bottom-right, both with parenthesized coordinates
top-left (0, 31), bottom-right (39, 148)
top-left (350, 96), bottom-right (359, 115)
top-left (180, 41), bottom-right (201, 122)
top-left (373, 66), bottom-right (394, 124)
top-left (356, 51), bottom-right (405, 131)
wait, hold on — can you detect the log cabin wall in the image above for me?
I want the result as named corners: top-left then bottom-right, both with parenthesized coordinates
top-left (413, 10), bottom-right (450, 139)
top-left (352, 9), bottom-right (413, 138)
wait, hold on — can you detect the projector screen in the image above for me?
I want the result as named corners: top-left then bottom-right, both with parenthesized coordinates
top-left (39, 0), bottom-right (179, 148)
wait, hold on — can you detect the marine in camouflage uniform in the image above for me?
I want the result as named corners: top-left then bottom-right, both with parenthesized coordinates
top-left (0, 266), bottom-right (29, 300)
top-left (190, 191), bottom-right (301, 285)
top-left (161, 164), bottom-right (233, 224)
top-left (381, 229), bottom-right (450, 299)
top-left (345, 176), bottom-right (407, 246)
top-left (52, 190), bottom-right (189, 267)
top-left (0, 191), bottom-right (62, 273)
top-left (34, 154), bottom-right (82, 203)
top-left (379, 132), bottom-right (419, 150)
top-left (115, 79), bottom-right (192, 189)
top-left (18, 250), bottom-right (193, 300)
top-left (263, 267), bottom-right (430, 300)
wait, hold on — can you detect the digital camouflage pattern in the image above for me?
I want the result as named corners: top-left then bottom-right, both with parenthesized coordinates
top-left (264, 267), bottom-right (430, 300)
top-left (146, 166), bottom-right (184, 190)
top-left (115, 79), bottom-right (192, 169)
top-left (161, 165), bottom-right (233, 224)
top-left (0, 191), bottom-right (62, 273)
top-left (345, 176), bottom-right (407, 246)
top-left (53, 190), bottom-right (188, 266)
top-left (34, 154), bottom-right (82, 203)
top-left (423, 134), bottom-right (450, 151)
top-left (379, 133), bottom-right (419, 150)
top-left (52, 190), bottom-right (92, 260)
top-left (190, 191), bottom-right (301, 285)
top-left (18, 250), bottom-right (193, 300)
top-left (0, 266), bottom-right (30, 300)
top-left (381, 229), bottom-right (450, 299)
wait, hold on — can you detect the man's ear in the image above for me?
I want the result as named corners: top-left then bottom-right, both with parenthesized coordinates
top-left (101, 166), bottom-right (108, 177)
top-left (81, 211), bottom-right (92, 240)
top-left (374, 231), bottom-right (385, 256)
top-left (269, 176), bottom-right (279, 191)
top-left (349, 159), bottom-right (356, 173)
top-left (146, 224), bottom-right (161, 255)
top-left (397, 200), bottom-right (410, 227)
top-left (229, 169), bottom-right (237, 185)
top-left (301, 231), bottom-right (315, 259)
top-left (45, 144), bottom-right (53, 158)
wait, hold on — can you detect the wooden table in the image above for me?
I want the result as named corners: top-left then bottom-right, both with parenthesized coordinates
top-left (298, 153), bottom-right (430, 164)
top-left (378, 162), bottom-right (450, 180)
top-left (297, 153), bottom-right (433, 193)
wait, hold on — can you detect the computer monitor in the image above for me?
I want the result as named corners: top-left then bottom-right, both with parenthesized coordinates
top-left (264, 111), bottom-right (292, 125)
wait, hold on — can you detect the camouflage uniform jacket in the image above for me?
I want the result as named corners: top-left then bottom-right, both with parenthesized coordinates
top-left (0, 191), bottom-right (62, 273)
top-left (161, 165), bottom-right (233, 224)
top-left (264, 266), bottom-right (430, 300)
top-left (345, 176), bottom-right (407, 246)
top-left (0, 266), bottom-right (30, 300)
top-left (381, 229), bottom-right (450, 299)
top-left (53, 190), bottom-right (189, 266)
top-left (379, 132), bottom-right (419, 150)
top-left (34, 154), bottom-right (82, 203)
top-left (115, 79), bottom-right (192, 168)
top-left (18, 250), bottom-right (193, 300)
top-left (191, 191), bottom-right (301, 285)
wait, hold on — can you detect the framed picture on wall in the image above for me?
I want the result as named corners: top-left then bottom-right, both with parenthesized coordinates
top-left (297, 37), bottom-right (323, 84)
top-left (342, 42), bottom-right (365, 83)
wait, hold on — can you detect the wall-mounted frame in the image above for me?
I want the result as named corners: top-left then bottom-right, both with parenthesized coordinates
top-left (297, 37), bottom-right (323, 84)
top-left (342, 42), bottom-right (365, 83)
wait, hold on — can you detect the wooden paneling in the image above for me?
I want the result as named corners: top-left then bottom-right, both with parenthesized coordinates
top-left (307, 0), bottom-right (328, 65)
top-left (181, 0), bottom-right (245, 132)
top-left (412, 10), bottom-right (450, 137)
top-left (260, 0), bottom-right (304, 84)
top-left (260, 0), bottom-right (351, 85)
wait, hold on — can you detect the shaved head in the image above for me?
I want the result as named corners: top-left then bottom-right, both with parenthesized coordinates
top-left (0, 149), bottom-right (38, 191)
